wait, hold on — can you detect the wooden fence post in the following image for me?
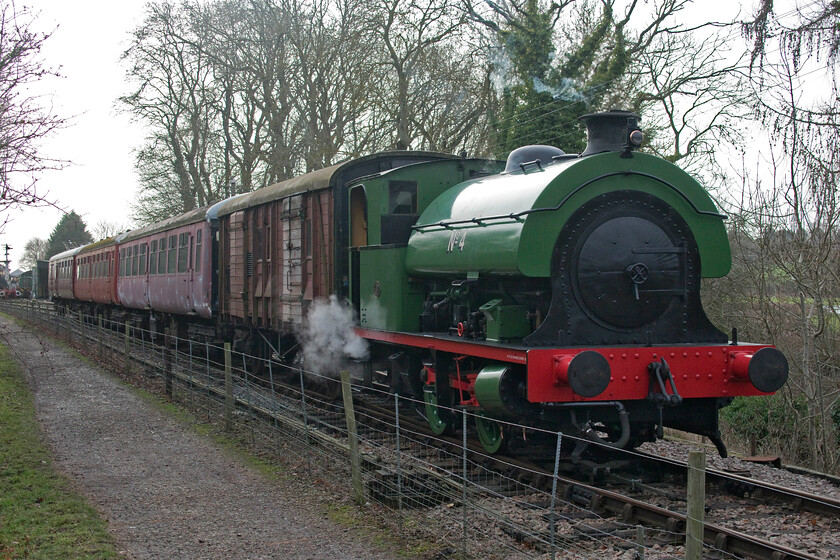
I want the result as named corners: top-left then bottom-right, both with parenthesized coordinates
top-left (224, 343), bottom-right (233, 430)
top-left (98, 315), bottom-right (103, 358)
top-left (340, 370), bottom-right (364, 505)
top-left (164, 329), bottom-right (173, 398)
top-left (636, 525), bottom-right (645, 559)
top-left (124, 321), bottom-right (131, 374)
top-left (686, 450), bottom-right (706, 560)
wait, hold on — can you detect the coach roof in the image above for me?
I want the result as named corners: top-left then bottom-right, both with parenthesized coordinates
top-left (213, 151), bottom-right (458, 218)
top-left (77, 236), bottom-right (119, 254)
top-left (119, 205), bottom-right (212, 244)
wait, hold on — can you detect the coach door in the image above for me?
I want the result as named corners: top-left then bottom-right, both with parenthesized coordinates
top-left (187, 230), bottom-right (196, 312)
top-left (175, 231), bottom-right (192, 312)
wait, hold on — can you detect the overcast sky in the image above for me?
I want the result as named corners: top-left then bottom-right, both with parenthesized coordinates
top-left (3, 0), bottom-right (148, 270)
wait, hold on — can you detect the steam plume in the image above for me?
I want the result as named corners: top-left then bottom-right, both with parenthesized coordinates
top-left (299, 296), bottom-right (369, 378)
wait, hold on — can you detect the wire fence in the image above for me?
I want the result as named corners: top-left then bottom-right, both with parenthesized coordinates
top-left (1, 299), bottom-right (711, 560)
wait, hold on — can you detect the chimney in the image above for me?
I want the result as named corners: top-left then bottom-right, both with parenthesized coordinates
top-left (579, 110), bottom-right (643, 157)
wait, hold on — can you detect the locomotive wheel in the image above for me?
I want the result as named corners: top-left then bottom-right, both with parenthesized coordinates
top-left (475, 414), bottom-right (506, 454)
top-left (423, 384), bottom-right (450, 435)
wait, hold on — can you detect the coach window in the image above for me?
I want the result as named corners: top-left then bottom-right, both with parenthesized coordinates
top-left (130, 245), bottom-right (137, 276)
top-left (150, 240), bottom-right (157, 275)
top-left (255, 223), bottom-right (264, 261)
top-left (178, 232), bottom-right (188, 273)
top-left (139, 243), bottom-right (147, 275)
top-left (194, 229), bottom-right (202, 272)
top-left (167, 235), bottom-right (177, 273)
top-left (159, 237), bottom-right (167, 273)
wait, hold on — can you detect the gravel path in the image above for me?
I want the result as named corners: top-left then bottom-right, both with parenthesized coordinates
top-left (0, 315), bottom-right (400, 560)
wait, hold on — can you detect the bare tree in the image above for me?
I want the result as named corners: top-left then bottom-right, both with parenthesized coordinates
top-left (705, 12), bottom-right (840, 469)
top-left (370, 0), bottom-right (472, 150)
top-left (196, 0), bottom-right (273, 193)
top-left (629, 21), bottom-right (753, 177)
top-left (121, 1), bottom-right (222, 219)
top-left (92, 219), bottom-right (128, 240)
top-left (234, 0), bottom-right (299, 184)
top-left (19, 236), bottom-right (47, 269)
top-left (0, 2), bottom-right (67, 225)
top-left (288, 0), bottom-right (379, 170)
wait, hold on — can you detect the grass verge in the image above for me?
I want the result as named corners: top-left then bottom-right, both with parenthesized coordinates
top-left (0, 343), bottom-right (118, 560)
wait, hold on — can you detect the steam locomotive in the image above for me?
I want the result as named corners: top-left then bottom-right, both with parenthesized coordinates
top-left (49, 111), bottom-right (788, 456)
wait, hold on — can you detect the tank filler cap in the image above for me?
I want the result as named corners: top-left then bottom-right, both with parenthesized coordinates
top-left (504, 145), bottom-right (566, 173)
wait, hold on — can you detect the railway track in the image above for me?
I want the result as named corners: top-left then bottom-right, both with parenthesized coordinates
top-left (4, 299), bottom-right (838, 560)
top-left (356, 395), bottom-right (838, 560)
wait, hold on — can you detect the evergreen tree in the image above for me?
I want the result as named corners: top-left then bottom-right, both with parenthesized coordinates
top-left (492, 1), bottom-right (629, 154)
top-left (45, 211), bottom-right (93, 258)
top-left (493, 0), bottom-right (563, 152)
